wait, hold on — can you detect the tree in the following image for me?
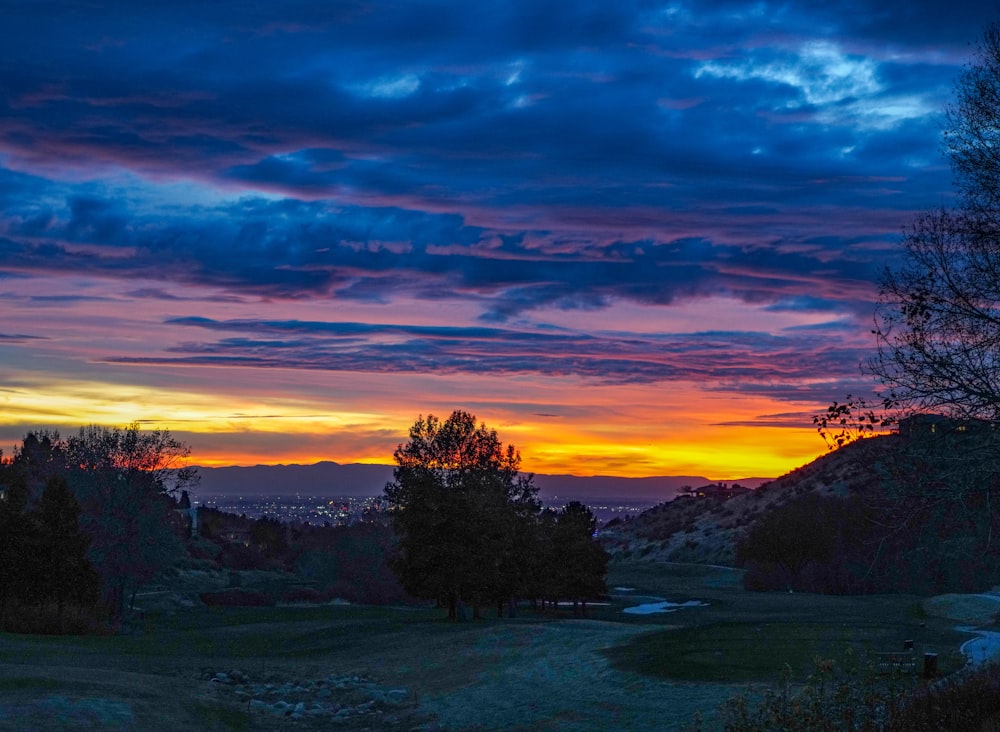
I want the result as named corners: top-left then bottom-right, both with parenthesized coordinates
top-left (61, 424), bottom-right (197, 619)
top-left (11, 431), bottom-right (68, 501)
top-left (548, 502), bottom-right (608, 615)
top-left (250, 515), bottom-right (287, 556)
top-left (812, 395), bottom-right (896, 450)
top-left (383, 410), bottom-right (538, 619)
top-left (0, 467), bottom-right (33, 629)
top-left (870, 23), bottom-right (1000, 420)
top-left (34, 475), bottom-right (99, 630)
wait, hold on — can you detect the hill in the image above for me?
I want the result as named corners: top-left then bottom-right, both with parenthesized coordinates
top-left (193, 461), bottom-right (770, 503)
top-left (603, 430), bottom-right (1000, 595)
top-left (599, 436), bottom-right (894, 566)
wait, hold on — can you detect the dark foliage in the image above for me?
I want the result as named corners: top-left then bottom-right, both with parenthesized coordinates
top-left (737, 437), bottom-right (1000, 595)
top-left (738, 493), bottom-right (874, 594)
top-left (35, 476), bottom-right (101, 629)
top-left (199, 589), bottom-right (275, 607)
top-left (384, 411), bottom-right (607, 619)
top-left (293, 522), bottom-right (408, 605)
top-left (196, 506), bottom-right (412, 605)
top-left (871, 24), bottom-right (1000, 422)
top-left (0, 463), bottom-right (101, 633)
top-left (887, 662), bottom-right (1000, 731)
top-left (2, 424), bottom-right (196, 624)
top-left (721, 657), bottom-right (1000, 732)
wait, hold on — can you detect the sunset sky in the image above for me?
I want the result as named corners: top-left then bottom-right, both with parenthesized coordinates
top-left (1, 1), bottom-right (994, 479)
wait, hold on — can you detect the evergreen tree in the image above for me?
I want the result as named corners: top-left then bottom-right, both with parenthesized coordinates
top-left (384, 410), bottom-right (538, 619)
top-left (0, 470), bottom-right (33, 629)
top-left (549, 502), bottom-right (608, 615)
top-left (35, 475), bottom-right (99, 630)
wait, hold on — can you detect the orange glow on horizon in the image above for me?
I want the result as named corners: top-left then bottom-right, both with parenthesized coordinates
top-left (0, 351), bottom-right (833, 481)
top-left (169, 421), bottom-right (826, 480)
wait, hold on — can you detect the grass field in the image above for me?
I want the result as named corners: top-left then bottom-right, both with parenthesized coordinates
top-left (0, 562), bottom-right (980, 731)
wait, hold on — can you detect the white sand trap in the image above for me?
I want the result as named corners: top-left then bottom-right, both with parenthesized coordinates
top-left (613, 587), bottom-right (635, 592)
top-left (623, 599), bottom-right (708, 615)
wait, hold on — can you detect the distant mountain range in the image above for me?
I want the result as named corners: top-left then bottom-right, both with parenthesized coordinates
top-left (192, 461), bottom-right (771, 503)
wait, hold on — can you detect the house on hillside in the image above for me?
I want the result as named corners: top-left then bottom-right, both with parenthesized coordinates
top-left (686, 482), bottom-right (753, 500)
top-left (897, 414), bottom-right (995, 439)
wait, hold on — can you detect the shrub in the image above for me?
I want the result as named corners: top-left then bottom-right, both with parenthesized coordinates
top-left (0, 601), bottom-right (111, 635)
top-left (887, 662), bottom-right (1000, 731)
top-left (199, 589), bottom-right (274, 607)
top-left (281, 586), bottom-right (323, 604)
top-left (709, 656), bottom-right (1000, 732)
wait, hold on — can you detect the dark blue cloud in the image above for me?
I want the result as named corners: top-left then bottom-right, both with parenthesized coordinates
top-left (96, 315), bottom-right (870, 391)
top-left (0, 0), bottom-right (992, 419)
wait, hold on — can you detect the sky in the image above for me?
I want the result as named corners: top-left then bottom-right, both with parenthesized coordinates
top-left (1, 0), bottom-right (997, 480)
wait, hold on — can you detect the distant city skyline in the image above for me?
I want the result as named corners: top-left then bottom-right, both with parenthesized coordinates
top-left (1, 1), bottom-right (992, 477)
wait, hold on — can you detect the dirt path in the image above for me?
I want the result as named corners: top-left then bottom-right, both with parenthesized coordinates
top-left (420, 619), bottom-right (739, 731)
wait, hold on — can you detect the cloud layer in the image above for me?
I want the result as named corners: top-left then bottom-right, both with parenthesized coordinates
top-left (0, 0), bottom-right (991, 476)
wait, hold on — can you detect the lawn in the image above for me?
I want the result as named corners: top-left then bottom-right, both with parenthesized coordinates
top-left (0, 562), bottom-right (981, 731)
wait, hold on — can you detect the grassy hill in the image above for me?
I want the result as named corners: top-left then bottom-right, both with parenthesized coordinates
top-left (599, 436), bottom-right (903, 567)
top-left (602, 429), bottom-right (1000, 596)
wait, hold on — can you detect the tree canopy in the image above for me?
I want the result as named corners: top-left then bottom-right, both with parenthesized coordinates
top-left (871, 23), bottom-right (1000, 420)
top-left (383, 410), bottom-right (607, 619)
top-left (4, 423), bottom-right (196, 622)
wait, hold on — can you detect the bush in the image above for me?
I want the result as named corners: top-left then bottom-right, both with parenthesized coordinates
top-left (280, 586), bottom-right (324, 604)
top-left (710, 657), bottom-right (1000, 732)
top-left (199, 589), bottom-right (274, 607)
top-left (888, 662), bottom-right (1000, 731)
top-left (0, 602), bottom-right (112, 635)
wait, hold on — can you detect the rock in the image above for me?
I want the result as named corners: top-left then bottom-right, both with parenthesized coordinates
top-left (385, 689), bottom-right (408, 705)
top-left (271, 700), bottom-right (290, 716)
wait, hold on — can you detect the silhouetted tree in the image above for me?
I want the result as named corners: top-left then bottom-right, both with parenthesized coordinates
top-left (0, 468), bottom-right (33, 629)
top-left (549, 502), bottom-right (608, 615)
top-left (871, 23), bottom-right (1000, 421)
top-left (35, 475), bottom-right (99, 629)
top-left (251, 515), bottom-right (288, 556)
top-left (11, 430), bottom-right (68, 501)
top-left (64, 424), bottom-right (196, 619)
top-left (384, 410), bottom-right (538, 619)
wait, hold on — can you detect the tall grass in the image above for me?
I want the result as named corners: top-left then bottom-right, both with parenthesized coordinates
top-left (706, 654), bottom-right (1000, 732)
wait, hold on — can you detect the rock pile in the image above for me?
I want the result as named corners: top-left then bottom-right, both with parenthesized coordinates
top-left (205, 669), bottom-right (432, 727)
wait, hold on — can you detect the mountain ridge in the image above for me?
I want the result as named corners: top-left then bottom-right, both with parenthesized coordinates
top-left (192, 461), bottom-right (772, 502)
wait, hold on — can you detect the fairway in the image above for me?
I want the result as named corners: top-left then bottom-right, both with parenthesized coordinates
top-left (0, 563), bottom-right (980, 731)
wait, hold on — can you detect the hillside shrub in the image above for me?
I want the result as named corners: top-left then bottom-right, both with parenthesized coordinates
top-left (738, 493), bottom-right (881, 594)
top-left (0, 601), bottom-right (111, 635)
top-left (281, 586), bottom-right (324, 603)
top-left (888, 662), bottom-right (1000, 730)
top-left (712, 658), bottom-right (1000, 732)
top-left (199, 589), bottom-right (274, 607)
